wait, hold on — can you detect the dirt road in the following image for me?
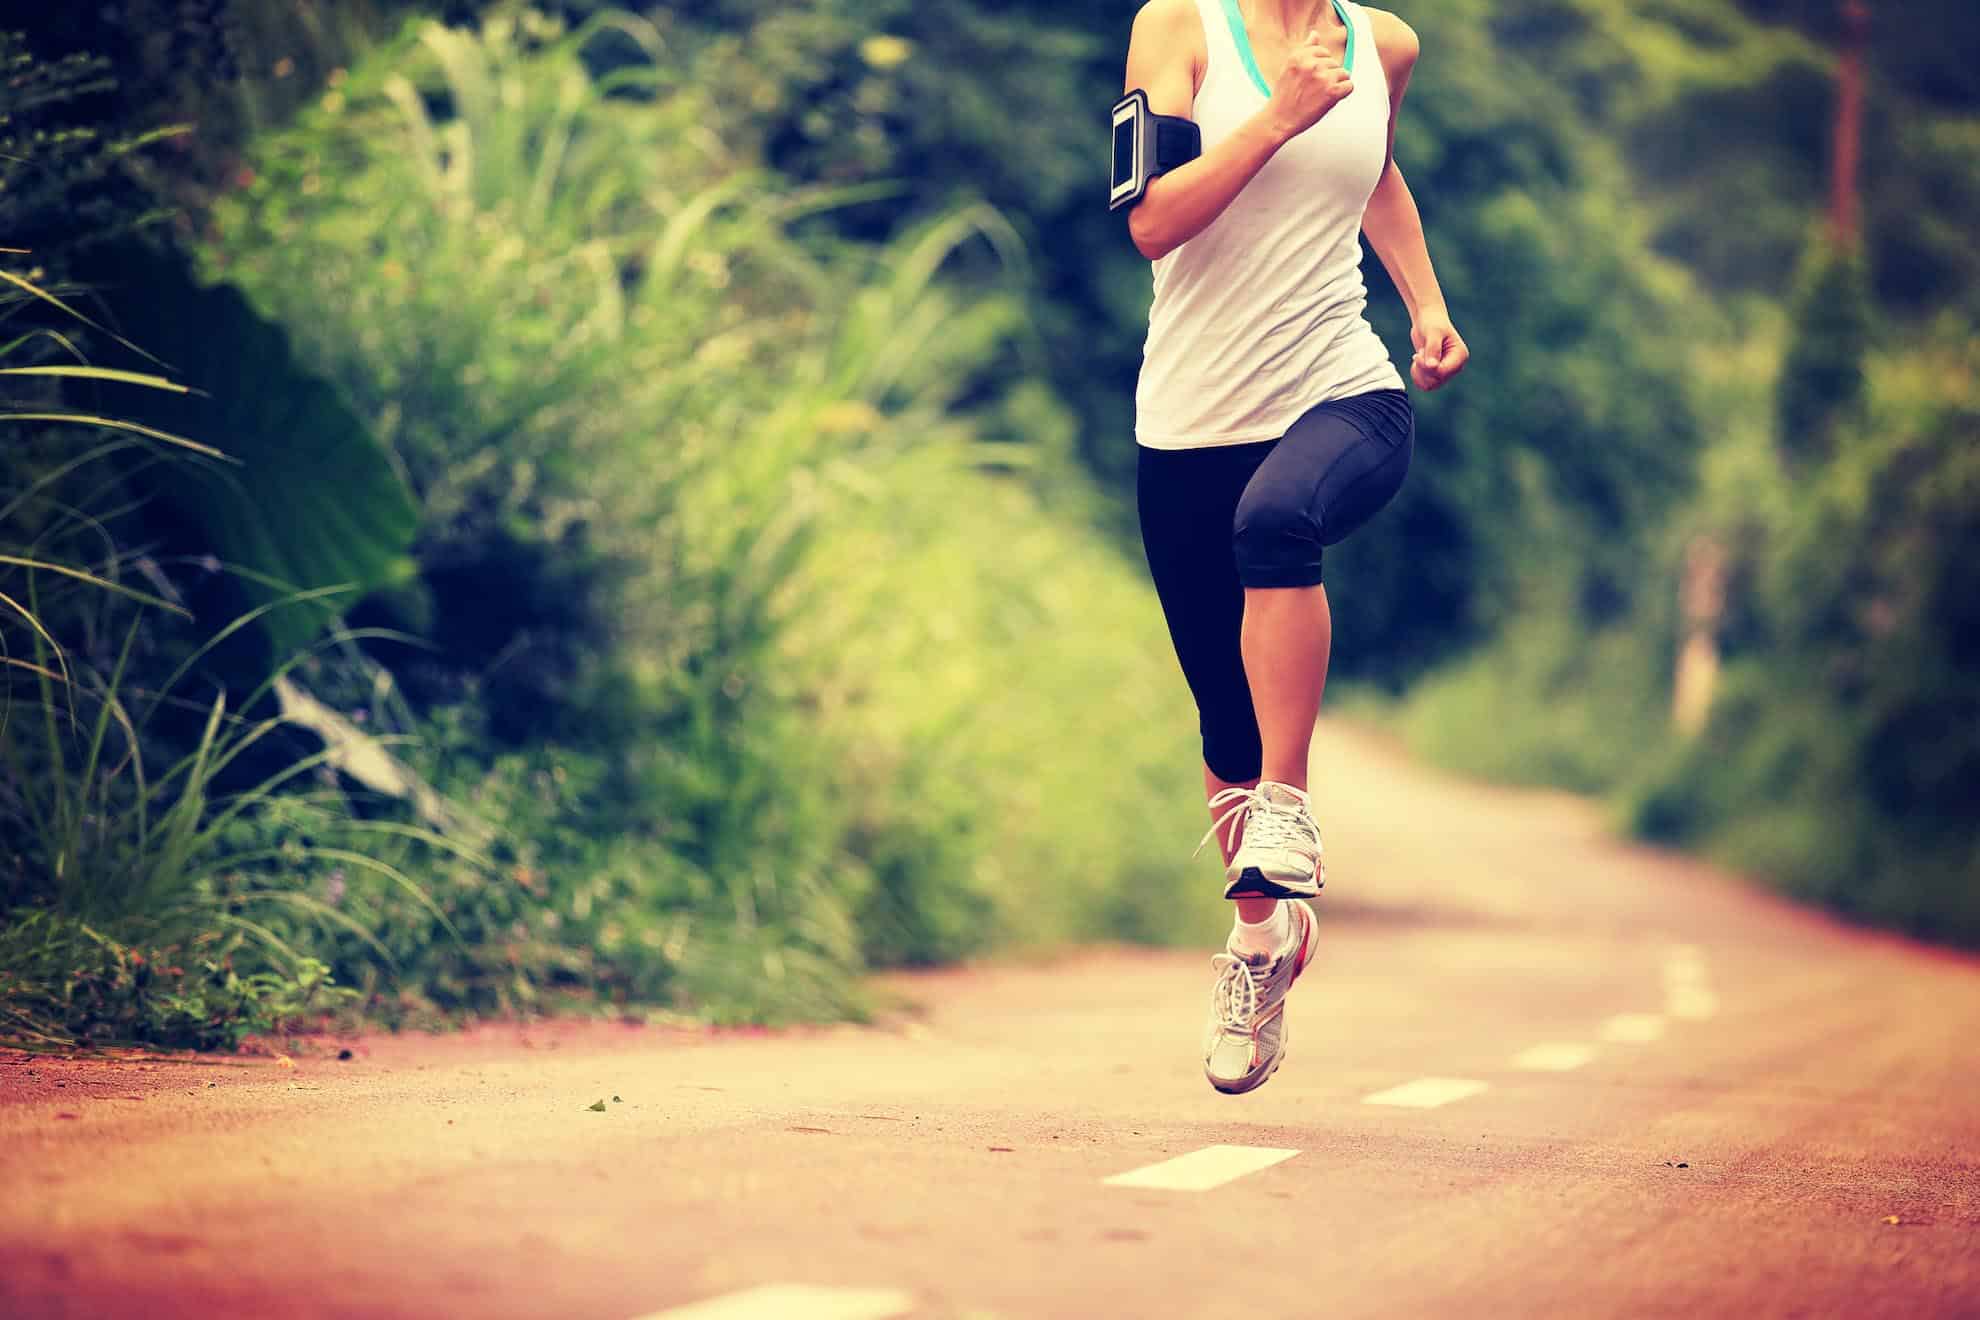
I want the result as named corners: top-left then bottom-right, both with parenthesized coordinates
top-left (4, 722), bottom-right (1978, 1318)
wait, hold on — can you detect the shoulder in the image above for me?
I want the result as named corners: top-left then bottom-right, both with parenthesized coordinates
top-left (1130, 0), bottom-right (1206, 55)
top-left (1127, 0), bottom-right (1207, 95)
top-left (1362, 6), bottom-right (1421, 76)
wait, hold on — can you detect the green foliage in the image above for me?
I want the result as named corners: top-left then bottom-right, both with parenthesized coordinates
top-left (1400, 325), bottom-right (1980, 947)
top-left (1392, 608), bottom-right (1674, 795)
top-left (1383, 0), bottom-right (1978, 947)
top-left (0, 592), bottom-right (423, 1044)
top-left (20, 0), bottom-right (1974, 1046)
top-left (0, 911), bottom-right (356, 1050)
top-left (91, 246), bottom-right (421, 659)
top-left (1514, 0), bottom-right (1980, 314)
top-left (2, 2), bottom-right (411, 257)
top-left (1327, 0), bottom-right (1701, 671)
top-left (1734, 0), bottom-right (1980, 114)
top-left (211, 11), bottom-right (707, 732)
top-left (0, 260), bottom-right (437, 1047)
top-left (663, 0), bottom-right (1709, 681)
top-left (0, 30), bottom-right (175, 261)
top-left (182, 10), bottom-right (1220, 1032)
top-left (1636, 331), bottom-right (1980, 942)
top-left (1775, 237), bottom-right (1873, 469)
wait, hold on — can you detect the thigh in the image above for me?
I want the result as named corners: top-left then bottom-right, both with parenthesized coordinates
top-left (1137, 441), bottom-right (1272, 710)
top-left (1245, 390), bottom-right (1414, 548)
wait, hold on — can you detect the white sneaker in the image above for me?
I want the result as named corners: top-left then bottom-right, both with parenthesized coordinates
top-left (1203, 898), bottom-right (1319, 1094)
top-left (1200, 781), bottom-right (1324, 900)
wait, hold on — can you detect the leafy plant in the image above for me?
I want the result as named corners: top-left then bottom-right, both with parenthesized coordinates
top-left (0, 259), bottom-right (455, 1046)
top-left (192, 8), bottom-right (1225, 1031)
top-left (1775, 237), bottom-right (1874, 470)
top-left (0, 911), bottom-right (357, 1050)
top-left (94, 245), bottom-right (421, 659)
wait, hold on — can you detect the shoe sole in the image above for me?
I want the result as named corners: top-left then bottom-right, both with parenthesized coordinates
top-left (1222, 865), bottom-right (1324, 901)
top-left (1205, 901), bottom-right (1319, 1096)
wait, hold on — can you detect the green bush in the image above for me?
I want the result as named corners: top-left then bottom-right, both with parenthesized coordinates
top-left (1629, 330), bottom-right (1980, 943)
top-left (1775, 238), bottom-right (1873, 469)
top-left (0, 266), bottom-right (411, 1046)
top-left (1391, 605), bottom-right (1675, 795)
top-left (188, 10), bottom-right (1221, 1027)
top-left (1396, 321), bottom-right (1980, 948)
top-left (0, 911), bottom-right (357, 1050)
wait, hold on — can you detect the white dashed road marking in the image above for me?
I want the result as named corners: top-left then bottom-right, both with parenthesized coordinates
top-left (1664, 947), bottom-right (1719, 1019)
top-left (1600, 1013), bottom-right (1668, 1043)
top-left (1362, 1077), bottom-right (1490, 1109)
top-left (1667, 985), bottom-right (1720, 1019)
top-left (633, 1284), bottom-right (915, 1320)
top-left (1512, 1042), bottom-right (1595, 1072)
top-left (1103, 1144), bottom-right (1300, 1190)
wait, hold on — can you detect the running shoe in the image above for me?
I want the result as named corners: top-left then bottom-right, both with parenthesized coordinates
top-left (1202, 898), bottom-right (1319, 1094)
top-left (1201, 781), bottom-right (1325, 900)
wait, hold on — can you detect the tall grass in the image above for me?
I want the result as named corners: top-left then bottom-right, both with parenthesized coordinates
top-left (195, 8), bottom-right (1223, 1025)
top-left (0, 267), bottom-right (463, 1046)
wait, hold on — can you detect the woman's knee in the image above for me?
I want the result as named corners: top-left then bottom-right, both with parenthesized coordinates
top-left (1232, 487), bottom-right (1324, 588)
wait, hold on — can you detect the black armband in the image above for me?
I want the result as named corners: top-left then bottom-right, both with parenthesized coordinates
top-left (1110, 88), bottom-right (1202, 212)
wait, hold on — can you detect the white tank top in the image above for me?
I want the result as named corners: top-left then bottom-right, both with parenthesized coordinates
top-left (1135, 0), bottom-right (1403, 450)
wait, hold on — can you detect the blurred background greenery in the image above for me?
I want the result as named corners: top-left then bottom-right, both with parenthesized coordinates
top-left (2, 0), bottom-right (1973, 1047)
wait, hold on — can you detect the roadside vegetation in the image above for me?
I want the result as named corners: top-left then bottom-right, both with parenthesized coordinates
top-left (2, 0), bottom-right (1973, 1047)
top-left (2, 7), bottom-right (1214, 1047)
top-left (1387, 0), bottom-right (1980, 945)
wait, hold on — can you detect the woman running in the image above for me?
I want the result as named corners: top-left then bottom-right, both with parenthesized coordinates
top-left (1124, 0), bottom-right (1469, 1093)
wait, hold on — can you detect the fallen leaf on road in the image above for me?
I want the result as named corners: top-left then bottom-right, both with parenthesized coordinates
top-left (611, 1095), bottom-right (622, 1103)
top-left (586, 1099), bottom-right (607, 1112)
top-left (1884, 1215), bottom-right (1901, 1225)
top-left (274, 1055), bottom-right (295, 1068)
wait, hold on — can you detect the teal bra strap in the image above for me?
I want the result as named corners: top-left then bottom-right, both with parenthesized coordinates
top-left (1219, 0), bottom-right (1356, 98)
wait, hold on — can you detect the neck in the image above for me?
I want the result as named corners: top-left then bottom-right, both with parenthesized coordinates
top-left (1264, 0), bottom-right (1341, 38)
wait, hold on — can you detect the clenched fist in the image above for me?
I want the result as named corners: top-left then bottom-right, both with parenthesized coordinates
top-left (1410, 314), bottom-right (1469, 391)
top-left (1267, 29), bottom-right (1353, 141)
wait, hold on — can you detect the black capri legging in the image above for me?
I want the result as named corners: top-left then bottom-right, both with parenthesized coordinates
top-left (1137, 388), bottom-right (1413, 784)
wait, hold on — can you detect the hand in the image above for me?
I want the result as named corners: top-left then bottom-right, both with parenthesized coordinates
top-left (1410, 314), bottom-right (1469, 391)
top-left (1268, 29), bottom-right (1353, 141)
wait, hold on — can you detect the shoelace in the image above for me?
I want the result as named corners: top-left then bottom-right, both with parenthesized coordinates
top-left (1194, 784), bottom-right (1321, 861)
top-left (1209, 952), bottom-right (1260, 1033)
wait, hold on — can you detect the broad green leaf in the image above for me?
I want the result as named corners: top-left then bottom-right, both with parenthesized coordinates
top-left (87, 248), bottom-right (418, 656)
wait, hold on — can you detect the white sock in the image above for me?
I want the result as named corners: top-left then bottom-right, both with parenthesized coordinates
top-left (1230, 905), bottom-right (1289, 959)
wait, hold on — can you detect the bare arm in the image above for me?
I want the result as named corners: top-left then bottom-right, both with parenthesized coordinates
top-left (1125, 0), bottom-right (1353, 262)
top-left (1359, 10), bottom-right (1468, 390)
top-left (1363, 164), bottom-right (1443, 323)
